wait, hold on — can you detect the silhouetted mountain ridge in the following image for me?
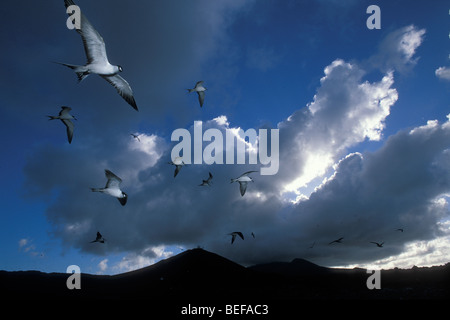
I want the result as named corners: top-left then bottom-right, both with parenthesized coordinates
top-left (249, 257), bottom-right (329, 276)
top-left (1, 248), bottom-right (449, 300)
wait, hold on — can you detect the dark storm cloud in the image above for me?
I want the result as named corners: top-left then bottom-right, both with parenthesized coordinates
top-left (1, 0), bottom-right (255, 143)
top-left (20, 4), bottom-right (449, 271)
top-left (22, 114), bottom-right (450, 266)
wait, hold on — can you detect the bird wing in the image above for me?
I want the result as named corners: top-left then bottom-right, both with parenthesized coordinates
top-left (207, 172), bottom-right (213, 182)
top-left (105, 169), bottom-right (122, 189)
top-left (174, 165), bottom-right (182, 177)
top-left (231, 233), bottom-right (236, 244)
top-left (59, 106), bottom-right (72, 116)
top-left (62, 119), bottom-right (74, 144)
top-left (118, 196), bottom-right (127, 206)
top-left (64, 0), bottom-right (109, 65)
top-left (239, 181), bottom-right (248, 196)
top-left (197, 91), bottom-right (205, 107)
top-left (329, 238), bottom-right (342, 244)
top-left (195, 81), bottom-right (204, 88)
top-left (101, 74), bottom-right (138, 111)
top-left (239, 170), bottom-right (258, 178)
top-left (236, 232), bottom-right (244, 240)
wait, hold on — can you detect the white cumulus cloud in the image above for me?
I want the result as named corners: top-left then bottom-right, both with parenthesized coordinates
top-left (435, 66), bottom-right (450, 81)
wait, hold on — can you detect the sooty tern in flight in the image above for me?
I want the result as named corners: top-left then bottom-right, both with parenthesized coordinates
top-left (48, 106), bottom-right (76, 144)
top-left (228, 232), bottom-right (244, 244)
top-left (187, 81), bottom-right (206, 107)
top-left (91, 169), bottom-right (128, 206)
top-left (90, 231), bottom-right (105, 243)
top-left (199, 172), bottom-right (213, 186)
top-left (58, 0), bottom-right (138, 111)
top-left (328, 237), bottom-right (344, 245)
top-left (370, 241), bottom-right (384, 247)
top-left (231, 171), bottom-right (258, 196)
top-left (130, 133), bottom-right (140, 142)
top-left (168, 157), bottom-right (185, 178)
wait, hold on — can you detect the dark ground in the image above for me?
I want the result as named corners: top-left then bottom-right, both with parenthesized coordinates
top-left (1, 248), bottom-right (449, 315)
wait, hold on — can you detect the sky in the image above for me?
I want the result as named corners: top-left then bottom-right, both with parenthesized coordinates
top-left (0, 0), bottom-right (449, 275)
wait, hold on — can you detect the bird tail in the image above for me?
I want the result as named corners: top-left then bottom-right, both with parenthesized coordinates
top-left (53, 62), bottom-right (90, 82)
top-left (90, 188), bottom-right (101, 192)
top-left (47, 116), bottom-right (58, 120)
top-left (187, 89), bottom-right (195, 93)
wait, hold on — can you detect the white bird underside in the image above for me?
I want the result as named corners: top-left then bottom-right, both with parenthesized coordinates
top-left (91, 169), bottom-right (127, 205)
top-left (231, 171), bottom-right (258, 196)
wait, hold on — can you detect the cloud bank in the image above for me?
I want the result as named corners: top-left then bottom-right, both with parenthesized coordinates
top-left (21, 20), bottom-right (450, 273)
top-left (435, 66), bottom-right (450, 81)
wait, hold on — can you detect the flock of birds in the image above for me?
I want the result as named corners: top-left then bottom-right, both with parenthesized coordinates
top-left (316, 228), bottom-right (405, 249)
top-left (48, 0), bottom-right (261, 247)
top-left (49, 1), bottom-right (407, 253)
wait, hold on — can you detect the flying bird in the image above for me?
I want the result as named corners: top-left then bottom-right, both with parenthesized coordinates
top-left (187, 81), bottom-right (207, 107)
top-left (309, 241), bottom-right (315, 249)
top-left (370, 241), bottom-right (384, 247)
top-left (396, 228), bottom-right (404, 232)
top-left (90, 232), bottom-right (105, 243)
top-left (48, 106), bottom-right (76, 143)
top-left (231, 171), bottom-right (258, 196)
top-left (328, 237), bottom-right (344, 245)
top-left (130, 133), bottom-right (140, 142)
top-left (199, 172), bottom-right (213, 186)
top-left (168, 157), bottom-right (185, 177)
top-left (251, 232), bottom-right (255, 239)
top-left (91, 169), bottom-right (128, 206)
top-left (58, 0), bottom-right (138, 111)
top-left (228, 232), bottom-right (244, 244)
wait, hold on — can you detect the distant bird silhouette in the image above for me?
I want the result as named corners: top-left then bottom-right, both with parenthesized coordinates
top-left (328, 237), bottom-right (344, 245)
top-left (90, 232), bottom-right (105, 243)
top-left (187, 81), bottom-right (206, 107)
top-left (251, 232), bottom-right (255, 239)
top-left (370, 241), bottom-right (384, 247)
top-left (168, 157), bottom-right (186, 177)
top-left (199, 172), bottom-right (213, 186)
top-left (309, 241), bottom-right (315, 249)
top-left (231, 171), bottom-right (258, 196)
top-left (229, 232), bottom-right (244, 244)
top-left (396, 228), bottom-right (404, 232)
top-left (130, 133), bottom-right (140, 142)
top-left (48, 106), bottom-right (76, 144)
top-left (58, 0), bottom-right (138, 111)
top-left (91, 169), bottom-right (128, 206)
